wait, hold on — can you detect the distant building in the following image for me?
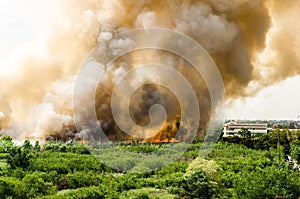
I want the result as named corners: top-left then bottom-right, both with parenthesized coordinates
top-left (272, 123), bottom-right (284, 128)
top-left (223, 121), bottom-right (268, 137)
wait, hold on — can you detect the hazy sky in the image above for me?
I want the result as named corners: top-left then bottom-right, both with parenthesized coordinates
top-left (0, 1), bottom-right (299, 121)
top-left (226, 76), bottom-right (300, 120)
top-left (0, 0), bottom-right (61, 75)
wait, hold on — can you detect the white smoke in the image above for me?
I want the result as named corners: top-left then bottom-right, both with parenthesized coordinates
top-left (0, 0), bottom-right (299, 141)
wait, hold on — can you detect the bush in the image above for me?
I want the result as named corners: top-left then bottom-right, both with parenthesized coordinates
top-left (171, 157), bottom-right (231, 198)
top-left (64, 171), bottom-right (106, 189)
top-left (170, 170), bottom-right (218, 198)
top-left (19, 173), bottom-right (57, 198)
top-left (29, 151), bottom-right (111, 174)
top-left (290, 139), bottom-right (300, 163)
top-left (39, 185), bottom-right (118, 199)
top-left (0, 174), bottom-right (57, 199)
top-left (232, 166), bottom-right (300, 199)
top-left (185, 157), bottom-right (222, 180)
top-left (7, 146), bottom-right (35, 169)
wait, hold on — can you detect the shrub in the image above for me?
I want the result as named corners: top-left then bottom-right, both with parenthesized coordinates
top-left (170, 170), bottom-right (217, 198)
top-left (290, 139), bottom-right (300, 163)
top-left (232, 166), bottom-right (300, 199)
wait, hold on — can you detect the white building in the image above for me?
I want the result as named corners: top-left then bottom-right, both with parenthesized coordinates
top-left (223, 122), bottom-right (268, 137)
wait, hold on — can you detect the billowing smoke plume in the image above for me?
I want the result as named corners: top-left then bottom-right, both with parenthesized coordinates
top-left (0, 0), bottom-right (299, 141)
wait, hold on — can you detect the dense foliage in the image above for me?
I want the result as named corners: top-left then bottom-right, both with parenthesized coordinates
top-left (0, 129), bottom-right (300, 198)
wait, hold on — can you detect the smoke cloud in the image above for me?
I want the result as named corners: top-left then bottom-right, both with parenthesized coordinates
top-left (0, 0), bottom-right (299, 141)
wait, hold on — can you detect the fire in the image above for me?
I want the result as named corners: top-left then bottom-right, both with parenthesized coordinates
top-left (151, 137), bottom-right (180, 143)
top-left (79, 138), bottom-right (87, 144)
top-left (1, 0), bottom-right (300, 143)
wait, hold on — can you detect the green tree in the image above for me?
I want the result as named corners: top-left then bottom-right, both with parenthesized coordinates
top-left (34, 140), bottom-right (41, 151)
top-left (22, 140), bottom-right (32, 150)
top-left (232, 166), bottom-right (300, 199)
top-left (18, 173), bottom-right (57, 198)
top-left (238, 128), bottom-right (251, 139)
top-left (170, 170), bottom-right (217, 198)
top-left (0, 136), bottom-right (14, 153)
top-left (273, 143), bottom-right (287, 169)
top-left (290, 139), bottom-right (300, 163)
top-left (7, 141), bottom-right (36, 169)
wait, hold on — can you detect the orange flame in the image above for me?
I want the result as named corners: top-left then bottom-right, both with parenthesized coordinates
top-left (150, 137), bottom-right (180, 143)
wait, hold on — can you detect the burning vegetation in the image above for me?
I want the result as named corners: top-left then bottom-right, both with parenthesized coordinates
top-left (0, 0), bottom-right (300, 143)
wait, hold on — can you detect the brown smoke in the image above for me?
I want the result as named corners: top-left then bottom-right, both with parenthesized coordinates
top-left (0, 0), bottom-right (299, 141)
top-left (257, 0), bottom-right (300, 84)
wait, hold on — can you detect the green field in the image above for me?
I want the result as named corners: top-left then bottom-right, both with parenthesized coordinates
top-left (0, 129), bottom-right (300, 198)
